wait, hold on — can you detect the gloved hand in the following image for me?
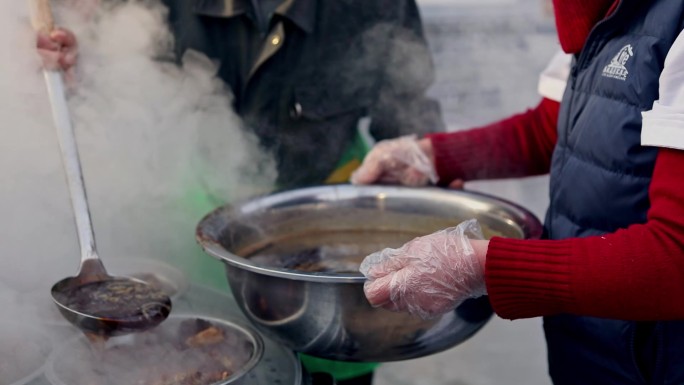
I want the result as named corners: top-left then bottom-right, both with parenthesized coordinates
top-left (350, 135), bottom-right (438, 186)
top-left (36, 28), bottom-right (78, 75)
top-left (359, 219), bottom-right (488, 319)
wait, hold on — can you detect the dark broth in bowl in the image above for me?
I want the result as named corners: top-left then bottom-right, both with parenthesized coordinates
top-left (246, 225), bottom-right (502, 274)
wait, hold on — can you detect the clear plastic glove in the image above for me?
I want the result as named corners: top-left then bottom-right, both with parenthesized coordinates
top-left (36, 28), bottom-right (78, 75)
top-left (350, 135), bottom-right (438, 186)
top-left (360, 219), bottom-right (488, 319)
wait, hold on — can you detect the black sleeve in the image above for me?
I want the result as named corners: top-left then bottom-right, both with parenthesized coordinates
top-left (160, 0), bottom-right (213, 63)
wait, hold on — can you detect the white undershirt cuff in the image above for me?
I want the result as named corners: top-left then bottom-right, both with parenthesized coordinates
top-left (641, 102), bottom-right (684, 150)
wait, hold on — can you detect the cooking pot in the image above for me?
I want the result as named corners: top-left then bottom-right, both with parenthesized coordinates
top-left (45, 315), bottom-right (264, 385)
top-left (196, 185), bottom-right (542, 362)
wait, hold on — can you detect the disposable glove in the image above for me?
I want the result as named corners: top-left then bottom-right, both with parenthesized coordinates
top-left (350, 135), bottom-right (438, 186)
top-left (360, 219), bottom-right (487, 319)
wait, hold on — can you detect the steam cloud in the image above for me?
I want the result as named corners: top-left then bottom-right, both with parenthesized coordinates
top-left (0, 0), bottom-right (276, 356)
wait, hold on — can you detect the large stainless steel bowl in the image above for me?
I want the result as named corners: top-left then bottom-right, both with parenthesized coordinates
top-left (196, 185), bottom-right (542, 362)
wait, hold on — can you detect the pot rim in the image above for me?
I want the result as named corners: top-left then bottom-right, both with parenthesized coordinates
top-left (196, 185), bottom-right (543, 284)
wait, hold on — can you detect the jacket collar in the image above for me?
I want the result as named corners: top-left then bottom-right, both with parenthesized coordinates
top-left (193, 0), bottom-right (316, 33)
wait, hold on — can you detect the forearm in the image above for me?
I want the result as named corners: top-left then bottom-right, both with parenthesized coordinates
top-left (485, 149), bottom-right (684, 320)
top-left (426, 97), bottom-right (560, 184)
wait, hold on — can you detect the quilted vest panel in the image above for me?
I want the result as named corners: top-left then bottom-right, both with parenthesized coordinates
top-left (543, 1), bottom-right (684, 384)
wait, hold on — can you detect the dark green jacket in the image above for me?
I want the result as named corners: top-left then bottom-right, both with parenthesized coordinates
top-left (163, 0), bottom-right (444, 188)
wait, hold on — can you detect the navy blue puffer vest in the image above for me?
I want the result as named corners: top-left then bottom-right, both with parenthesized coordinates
top-left (543, 1), bottom-right (684, 384)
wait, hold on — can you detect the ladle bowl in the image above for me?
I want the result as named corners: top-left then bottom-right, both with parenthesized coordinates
top-left (51, 261), bottom-right (172, 337)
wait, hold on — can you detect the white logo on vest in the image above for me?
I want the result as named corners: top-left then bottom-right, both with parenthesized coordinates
top-left (602, 44), bottom-right (634, 81)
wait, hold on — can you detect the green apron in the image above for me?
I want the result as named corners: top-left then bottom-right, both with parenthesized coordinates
top-left (178, 186), bottom-right (231, 292)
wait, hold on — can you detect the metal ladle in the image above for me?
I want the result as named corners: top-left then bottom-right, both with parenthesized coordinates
top-left (30, 0), bottom-right (172, 337)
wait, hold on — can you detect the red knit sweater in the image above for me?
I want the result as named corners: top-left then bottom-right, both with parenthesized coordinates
top-left (427, 99), bottom-right (684, 321)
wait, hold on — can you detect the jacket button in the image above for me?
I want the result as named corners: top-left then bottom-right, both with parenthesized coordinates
top-left (290, 102), bottom-right (303, 119)
top-left (271, 35), bottom-right (281, 46)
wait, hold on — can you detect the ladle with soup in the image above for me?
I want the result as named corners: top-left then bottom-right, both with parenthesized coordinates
top-left (31, 0), bottom-right (171, 338)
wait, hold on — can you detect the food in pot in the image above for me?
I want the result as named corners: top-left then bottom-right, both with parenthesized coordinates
top-left (49, 318), bottom-right (256, 385)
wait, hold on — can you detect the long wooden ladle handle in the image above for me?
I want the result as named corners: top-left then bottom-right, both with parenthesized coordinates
top-left (30, 0), bottom-right (55, 34)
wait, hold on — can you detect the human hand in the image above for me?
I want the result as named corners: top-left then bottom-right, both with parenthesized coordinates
top-left (350, 135), bottom-right (438, 186)
top-left (359, 219), bottom-right (489, 319)
top-left (447, 179), bottom-right (465, 189)
top-left (36, 28), bottom-right (78, 74)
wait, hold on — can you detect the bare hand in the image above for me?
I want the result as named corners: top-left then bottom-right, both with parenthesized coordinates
top-left (36, 28), bottom-right (78, 75)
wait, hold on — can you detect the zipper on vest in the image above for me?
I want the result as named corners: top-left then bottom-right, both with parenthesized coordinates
top-left (547, 66), bottom-right (575, 239)
top-left (564, 0), bottom-right (630, 137)
top-left (571, 0), bottom-right (625, 92)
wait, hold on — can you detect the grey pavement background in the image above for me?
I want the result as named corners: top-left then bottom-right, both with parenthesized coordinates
top-left (375, 1), bottom-right (558, 384)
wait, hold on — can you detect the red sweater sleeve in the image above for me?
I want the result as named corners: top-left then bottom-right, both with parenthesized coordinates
top-left (486, 148), bottom-right (684, 320)
top-left (426, 97), bottom-right (559, 184)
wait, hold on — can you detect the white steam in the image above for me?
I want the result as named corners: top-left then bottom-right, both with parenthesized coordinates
top-left (58, 1), bottom-right (276, 282)
top-left (0, 0), bottom-right (275, 346)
